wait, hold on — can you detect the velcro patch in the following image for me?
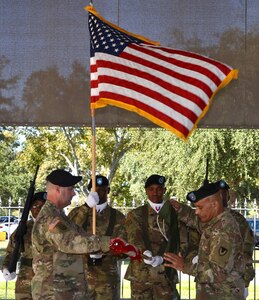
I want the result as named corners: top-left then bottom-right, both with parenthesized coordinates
top-left (210, 239), bottom-right (232, 268)
top-left (49, 217), bottom-right (61, 232)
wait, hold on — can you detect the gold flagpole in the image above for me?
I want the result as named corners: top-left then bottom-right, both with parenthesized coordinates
top-left (91, 107), bottom-right (96, 235)
top-left (89, 0), bottom-right (96, 235)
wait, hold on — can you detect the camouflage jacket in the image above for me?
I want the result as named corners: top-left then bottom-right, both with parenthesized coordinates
top-left (230, 210), bottom-right (255, 286)
top-left (31, 200), bottom-right (110, 300)
top-left (2, 219), bottom-right (34, 297)
top-left (178, 204), bottom-right (254, 285)
top-left (68, 204), bottom-right (126, 286)
top-left (177, 205), bottom-right (245, 297)
top-left (124, 201), bottom-right (179, 285)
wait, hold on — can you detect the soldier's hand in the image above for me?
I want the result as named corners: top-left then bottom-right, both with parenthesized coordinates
top-left (143, 250), bottom-right (163, 267)
top-left (2, 268), bottom-right (16, 281)
top-left (170, 199), bottom-right (181, 211)
top-left (85, 192), bottom-right (99, 207)
top-left (151, 256), bottom-right (163, 267)
top-left (192, 255), bottom-right (199, 265)
top-left (143, 250), bottom-right (154, 265)
top-left (90, 253), bottom-right (103, 259)
top-left (163, 252), bottom-right (185, 271)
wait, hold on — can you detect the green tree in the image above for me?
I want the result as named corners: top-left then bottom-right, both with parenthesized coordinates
top-left (17, 126), bottom-right (140, 205)
top-left (0, 127), bottom-right (29, 205)
top-left (119, 128), bottom-right (259, 205)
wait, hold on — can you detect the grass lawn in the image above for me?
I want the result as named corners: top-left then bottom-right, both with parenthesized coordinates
top-left (0, 281), bottom-right (15, 300)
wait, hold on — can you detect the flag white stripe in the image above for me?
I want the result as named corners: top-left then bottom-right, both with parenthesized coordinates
top-left (142, 44), bottom-right (229, 81)
top-left (92, 53), bottom-right (210, 104)
top-left (125, 46), bottom-right (219, 92)
top-left (91, 66), bottom-right (202, 116)
top-left (97, 83), bottom-right (194, 130)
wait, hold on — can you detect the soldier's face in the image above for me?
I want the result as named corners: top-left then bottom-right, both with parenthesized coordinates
top-left (59, 186), bottom-right (76, 208)
top-left (194, 195), bottom-right (217, 223)
top-left (96, 186), bottom-right (109, 204)
top-left (31, 200), bottom-right (45, 218)
top-left (145, 184), bottom-right (166, 203)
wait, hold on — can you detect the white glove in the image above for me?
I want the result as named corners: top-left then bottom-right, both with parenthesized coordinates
top-left (85, 192), bottom-right (99, 207)
top-left (143, 250), bottom-right (153, 265)
top-left (89, 253), bottom-right (103, 259)
top-left (151, 256), bottom-right (163, 267)
top-left (2, 268), bottom-right (16, 281)
top-left (192, 255), bottom-right (199, 265)
top-left (244, 287), bottom-right (248, 299)
top-left (143, 250), bottom-right (163, 267)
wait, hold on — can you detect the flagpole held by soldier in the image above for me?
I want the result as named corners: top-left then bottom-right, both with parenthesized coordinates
top-left (69, 175), bottom-right (126, 299)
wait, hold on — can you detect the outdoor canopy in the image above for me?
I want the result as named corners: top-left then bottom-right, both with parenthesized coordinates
top-left (0, 0), bottom-right (258, 129)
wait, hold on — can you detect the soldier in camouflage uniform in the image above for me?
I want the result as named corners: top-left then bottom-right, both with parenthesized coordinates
top-left (218, 180), bottom-right (255, 298)
top-left (1, 191), bottom-right (46, 300)
top-left (31, 169), bottom-right (111, 300)
top-left (124, 174), bottom-right (180, 300)
top-left (68, 175), bottom-right (126, 300)
top-left (165, 181), bottom-right (245, 300)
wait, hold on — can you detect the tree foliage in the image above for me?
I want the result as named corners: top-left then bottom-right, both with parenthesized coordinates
top-left (0, 126), bottom-right (258, 207)
top-left (118, 128), bottom-right (259, 205)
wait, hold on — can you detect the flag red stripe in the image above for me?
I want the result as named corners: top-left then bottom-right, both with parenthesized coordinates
top-left (129, 44), bottom-right (223, 86)
top-left (120, 50), bottom-right (214, 98)
top-left (92, 59), bottom-right (207, 110)
top-left (97, 75), bottom-right (199, 123)
top-left (97, 91), bottom-right (190, 137)
top-left (147, 45), bottom-right (232, 75)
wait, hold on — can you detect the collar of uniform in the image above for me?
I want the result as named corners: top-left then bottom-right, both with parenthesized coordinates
top-left (96, 201), bottom-right (108, 213)
top-left (147, 199), bottom-right (165, 214)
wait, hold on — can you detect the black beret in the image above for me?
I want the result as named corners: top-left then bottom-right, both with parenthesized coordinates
top-left (216, 180), bottom-right (230, 190)
top-left (87, 175), bottom-right (109, 190)
top-left (186, 182), bottom-right (220, 203)
top-left (46, 169), bottom-right (82, 187)
top-left (145, 174), bottom-right (166, 188)
top-left (32, 191), bottom-right (47, 203)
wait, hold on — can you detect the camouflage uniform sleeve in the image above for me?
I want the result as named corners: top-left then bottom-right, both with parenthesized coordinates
top-left (181, 226), bottom-right (200, 276)
top-left (124, 210), bottom-right (145, 250)
top-left (46, 215), bottom-right (110, 253)
top-left (1, 230), bottom-right (16, 270)
top-left (113, 210), bottom-right (127, 240)
top-left (230, 210), bottom-right (255, 286)
top-left (242, 221), bottom-right (255, 286)
top-left (177, 204), bottom-right (202, 233)
top-left (68, 205), bottom-right (88, 226)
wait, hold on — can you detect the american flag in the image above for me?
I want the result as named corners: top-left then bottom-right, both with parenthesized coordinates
top-left (86, 6), bottom-right (238, 140)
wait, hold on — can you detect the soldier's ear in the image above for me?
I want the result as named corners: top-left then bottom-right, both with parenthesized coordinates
top-left (107, 187), bottom-right (110, 194)
top-left (163, 187), bottom-right (167, 194)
